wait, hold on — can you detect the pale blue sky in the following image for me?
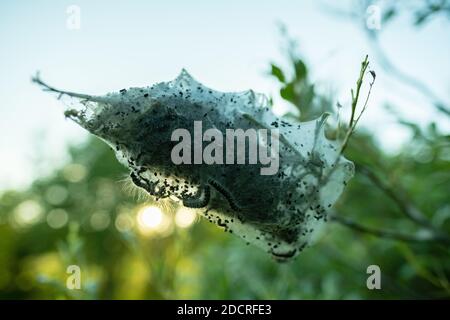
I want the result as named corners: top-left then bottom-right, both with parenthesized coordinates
top-left (1, 0), bottom-right (449, 190)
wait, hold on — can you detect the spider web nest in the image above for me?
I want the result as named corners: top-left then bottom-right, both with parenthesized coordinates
top-left (34, 69), bottom-right (362, 261)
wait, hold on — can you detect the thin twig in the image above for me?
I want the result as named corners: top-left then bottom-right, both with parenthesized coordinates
top-left (357, 164), bottom-right (450, 242)
top-left (358, 164), bottom-right (430, 227)
top-left (353, 71), bottom-right (375, 128)
top-left (339, 56), bottom-right (374, 155)
top-left (32, 72), bottom-right (108, 103)
top-left (348, 55), bottom-right (369, 128)
top-left (336, 102), bottom-right (342, 141)
top-left (330, 214), bottom-right (449, 244)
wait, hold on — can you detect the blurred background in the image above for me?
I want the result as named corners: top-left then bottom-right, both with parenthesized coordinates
top-left (0, 0), bottom-right (449, 299)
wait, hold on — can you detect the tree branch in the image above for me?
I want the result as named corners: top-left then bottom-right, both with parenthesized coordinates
top-left (330, 214), bottom-right (450, 244)
top-left (355, 164), bottom-right (450, 243)
top-left (358, 164), bottom-right (431, 227)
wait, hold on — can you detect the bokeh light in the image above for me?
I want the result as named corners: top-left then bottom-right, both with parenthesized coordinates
top-left (90, 211), bottom-right (111, 231)
top-left (12, 200), bottom-right (44, 228)
top-left (46, 208), bottom-right (69, 229)
top-left (115, 213), bottom-right (134, 233)
top-left (136, 206), bottom-right (173, 237)
top-left (175, 207), bottom-right (198, 228)
top-left (45, 185), bottom-right (68, 205)
top-left (62, 163), bottom-right (87, 183)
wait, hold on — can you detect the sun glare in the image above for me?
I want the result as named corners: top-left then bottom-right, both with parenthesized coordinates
top-left (136, 206), bottom-right (173, 236)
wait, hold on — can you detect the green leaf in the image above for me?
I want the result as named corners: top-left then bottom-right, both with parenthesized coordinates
top-left (294, 59), bottom-right (307, 80)
top-left (382, 7), bottom-right (397, 24)
top-left (270, 64), bottom-right (286, 83)
top-left (280, 82), bottom-right (295, 103)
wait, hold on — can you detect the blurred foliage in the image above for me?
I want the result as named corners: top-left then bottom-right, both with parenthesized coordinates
top-left (1, 1), bottom-right (450, 300)
top-left (377, 0), bottom-right (450, 27)
top-left (269, 26), bottom-right (332, 122)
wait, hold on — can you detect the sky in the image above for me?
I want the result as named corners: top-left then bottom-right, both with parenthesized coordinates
top-left (0, 0), bottom-right (449, 190)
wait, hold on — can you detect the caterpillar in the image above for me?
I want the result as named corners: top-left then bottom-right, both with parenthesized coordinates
top-left (33, 70), bottom-right (354, 261)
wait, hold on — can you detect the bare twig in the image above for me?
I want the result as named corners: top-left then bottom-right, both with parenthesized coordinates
top-left (32, 72), bottom-right (94, 101)
top-left (339, 55), bottom-right (374, 155)
top-left (353, 70), bottom-right (375, 128)
top-left (348, 55), bottom-right (369, 128)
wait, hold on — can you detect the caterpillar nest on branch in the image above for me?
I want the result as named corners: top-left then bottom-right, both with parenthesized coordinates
top-left (33, 70), bottom-right (354, 261)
